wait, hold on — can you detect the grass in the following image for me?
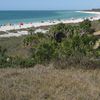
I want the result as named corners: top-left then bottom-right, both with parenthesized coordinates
top-left (0, 65), bottom-right (100, 100)
top-left (0, 31), bottom-right (8, 35)
top-left (91, 20), bottom-right (100, 31)
top-left (0, 20), bottom-right (100, 99)
top-left (0, 36), bottom-right (31, 58)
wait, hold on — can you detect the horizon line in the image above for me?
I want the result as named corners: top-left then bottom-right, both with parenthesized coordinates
top-left (0, 8), bottom-right (93, 11)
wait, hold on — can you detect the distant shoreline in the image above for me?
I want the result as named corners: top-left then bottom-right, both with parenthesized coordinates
top-left (0, 10), bottom-right (100, 37)
top-left (83, 8), bottom-right (100, 12)
top-left (76, 11), bottom-right (100, 15)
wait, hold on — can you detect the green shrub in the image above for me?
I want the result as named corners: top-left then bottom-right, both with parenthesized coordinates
top-left (49, 23), bottom-right (66, 34)
top-left (0, 46), bottom-right (8, 67)
top-left (80, 19), bottom-right (92, 34)
top-left (0, 22), bottom-right (99, 69)
top-left (23, 33), bottom-right (47, 47)
top-left (0, 46), bottom-right (35, 68)
top-left (32, 39), bottom-right (57, 64)
top-left (98, 19), bottom-right (100, 23)
top-left (19, 58), bottom-right (35, 68)
top-left (56, 33), bottom-right (97, 57)
top-left (30, 31), bottom-right (98, 68)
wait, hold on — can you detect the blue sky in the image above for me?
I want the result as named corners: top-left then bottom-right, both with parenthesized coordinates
top-left (0, 0), bottom-right (100, 10)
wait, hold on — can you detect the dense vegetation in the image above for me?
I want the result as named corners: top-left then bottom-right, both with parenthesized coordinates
top-left (0, 19), bottom-right (100, 68)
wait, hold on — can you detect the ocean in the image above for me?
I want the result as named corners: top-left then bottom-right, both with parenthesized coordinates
top-left (0, 10), bottom-right (95, 24)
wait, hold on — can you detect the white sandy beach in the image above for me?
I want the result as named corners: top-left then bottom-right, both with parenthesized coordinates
top-left (0, 19), bottom-right (84, 32)
top-left (76, 11), bottom-right (100, 15)
top-left (0, 31), bottom-right (29, 38)
top-left (0, 11), bottom-right (100, 38)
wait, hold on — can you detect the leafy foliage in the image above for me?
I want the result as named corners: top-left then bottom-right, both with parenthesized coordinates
top-left (0, 46), bottom-right (8, 67)
top-left (32, 39), bottom-right (57, 64)
top-left (79, 19), bottom-right (92, 34)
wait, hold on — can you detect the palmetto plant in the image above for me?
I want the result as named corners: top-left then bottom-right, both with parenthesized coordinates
top-left (22, 22), bottom-right (98, 68)
top-left (80, 19), bottom-right (92, 34)
top-left (23, 32), bottom-right (46, 47)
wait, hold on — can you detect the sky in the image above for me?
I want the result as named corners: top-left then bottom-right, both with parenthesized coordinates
top-left (0, 0), bottom-right (100, 10)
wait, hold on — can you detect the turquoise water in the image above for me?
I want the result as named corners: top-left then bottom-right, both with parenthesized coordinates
top-left (0, 10), bottom-right (95, 24)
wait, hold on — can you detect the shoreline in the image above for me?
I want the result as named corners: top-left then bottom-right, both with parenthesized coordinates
top-left (0, 18), bottom-right (85, 32)
top-left (0, 11), bottom-right (100, 31)
top-left (76, 11), bottom-right (100, 15)
top-left (0, 11), bottom-right (100, 38)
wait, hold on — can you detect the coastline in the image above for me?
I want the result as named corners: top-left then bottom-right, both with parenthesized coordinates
top-left (0, 11), bottom-right (100, 37)
top-left (0, 18), bottom-right (84, 31)
top-left (76, 11), bottom-right (100, 15)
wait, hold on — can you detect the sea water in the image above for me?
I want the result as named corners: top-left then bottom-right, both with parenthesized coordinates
top-left (0, 10), bottom-right (96, 24)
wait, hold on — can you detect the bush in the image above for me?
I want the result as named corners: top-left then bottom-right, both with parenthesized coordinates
top-left (0, 22), bottom-right (99, 69)
top-left (49, 23), bottom-right (66, 34)
top-left (0, 46), bottom-right (35, 68)
top-left (98, 19), bottom-right (100, 23)
top-left (80, 19), bottom-right (92, 34)
top-left (23, 33), bottom-right (47, 47)
top-left (19, 58), bottom-right (35, 68)
top-left (30, 30), bottom-right (98, 68)
top-left (0, 46), bottom-right (8, 67)
top-left (56, 33), bottom-right (97, 58)
top-left (32, 39), bottom-right (57, 64)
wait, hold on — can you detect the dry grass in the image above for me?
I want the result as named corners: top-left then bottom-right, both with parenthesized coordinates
top-left (0, 31), bottom-right (8, 35)
top-left (0, 36), bottom-right (31, 58)
top-left (0, 65), bottom-right (100, 100)
top-left (91, 20), bottom-right (100, 32)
